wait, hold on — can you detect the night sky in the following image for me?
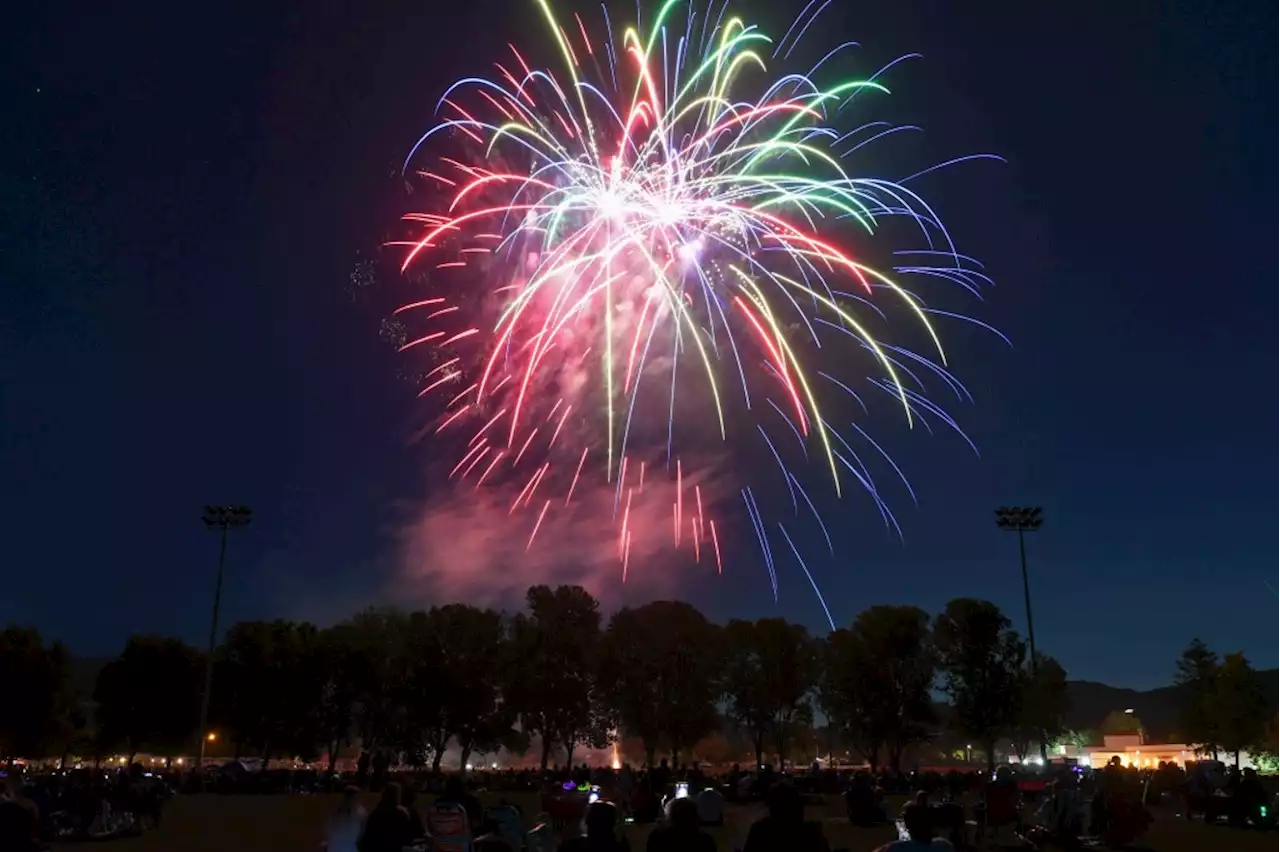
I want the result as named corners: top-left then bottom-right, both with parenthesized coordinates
top-left (2, 0), bottom-right (1275, 691)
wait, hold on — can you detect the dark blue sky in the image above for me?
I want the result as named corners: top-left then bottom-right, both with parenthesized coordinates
top-left (2, 0), bottom-right (1275, 690)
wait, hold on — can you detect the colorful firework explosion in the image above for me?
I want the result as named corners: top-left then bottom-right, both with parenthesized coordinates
top-left (391, 0), bottom-right (1003, 625)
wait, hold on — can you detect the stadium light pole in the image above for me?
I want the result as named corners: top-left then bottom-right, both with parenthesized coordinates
top-left (996, 505), bottom-right (1046, 762)
top-left (198, 505), bottom-right (252, 767)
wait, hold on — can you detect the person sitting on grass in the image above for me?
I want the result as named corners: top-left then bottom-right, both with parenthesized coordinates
top-left (323, 786), bottom-right (366, 852)
top-left (844, 771), bottom-right (887, 826)
top-left (0, 776), bottom-right (44, 852)
top-left (694, 785), bottom-right (724, 827)
top-left (646, 797), bottom-right (715, 852)
top-left (358, 782), bottom-right (411, 852)
top-left (559, 800), bottom-right (631, 852)
top-left (741, 781), bottom-right (831, 852)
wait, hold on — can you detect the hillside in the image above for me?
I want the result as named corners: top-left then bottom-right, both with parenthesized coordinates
top-left (1064, 669), bottom-right (1278, 741)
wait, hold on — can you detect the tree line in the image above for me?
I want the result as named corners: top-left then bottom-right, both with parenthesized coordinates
top-left (1174, 638), bottom-right (1275, 767)
top-left (0, 587), bottom-right (1272, 773)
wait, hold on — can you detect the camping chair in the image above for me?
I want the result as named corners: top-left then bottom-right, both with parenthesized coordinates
top-left (426, 801), bottom-right (472, 852)
top-left (977, 782), bottom-right (1022, 846)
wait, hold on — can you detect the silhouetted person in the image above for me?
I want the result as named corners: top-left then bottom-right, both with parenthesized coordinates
top-left (559, 800), bottom-right (631, 852)
top-left (0, 777), bottom-right (42, 852)
top-left (756, 763), bottom-right (777, 799)
top-left (872, 801), bottom-right (954, 851)
top-left (370, 750), bottom-right (390, 791)
top-left (978, 766), bottom-right (1021, 835)
top-left (327, 786), bottom-right (366, 852)
top-left (742, 782), bottom-right (830, 852)
top-left (358, 782), bottom-right (411, 852)
top-left (844, 771), bottom-right (884, 826)
top-left (651, 759), bottom-right (671, 795)
top-left (694, 785), bottom-right (724, 826)
top-left (646, 797), bottom-right (715, 852)
top-left (1224, 766), bottom-right (1264, 825)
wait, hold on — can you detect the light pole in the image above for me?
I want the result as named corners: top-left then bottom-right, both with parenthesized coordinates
top-left (996, 505), bottom-right (1045, 762)
top-left (198, 505), bottom-right (251, 767)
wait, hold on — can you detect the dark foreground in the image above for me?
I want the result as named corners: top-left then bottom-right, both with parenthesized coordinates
top-left (52, 790), bottom-right (1279, 852)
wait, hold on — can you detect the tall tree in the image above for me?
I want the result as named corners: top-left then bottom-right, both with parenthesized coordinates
top-left (0, 626), bottom-right (76, 759)
top-left (1011, 653), bottom-right (1069, 760)
top-left (933, 598), bottom-right (1026, 773)
top-left (505, 585), bottom-right (604, 770)
top-left (399, 609), bottom-right (451, 770)
top-left (343, 608), bottom-right (412, 753)
top-left (851, 606), bottom-right (937, 772)
top-left (313, 623), bottom-right (362, 772)
top-left (724, 620), bottom-right (773, 769)
top-left (817, 627), bottom-right (883, 767)
top-left (216, 620), bottom-right (325, 764)
top-left (431, 604), bottom-right (514, 772)
top-left (817, 607), bottom-right (936, 771)
top-left (723, 618), bottom-right (818, 769)
top-left (1214, 651), bottom-right (1268, 767)
top-left (600, 600), bottom-right (723, 766)
top-left (94, 635), bottom-right (203, 762)
top-left (1173, 638), bottom-right (1220, 757)
top-left (601, 610), bottom-right (664, 767)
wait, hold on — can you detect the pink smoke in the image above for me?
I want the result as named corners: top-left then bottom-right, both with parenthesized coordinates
top-left (396, 458), bottom-right (728, 610)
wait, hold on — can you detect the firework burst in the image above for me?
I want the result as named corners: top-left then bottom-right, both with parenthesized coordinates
top-left (391, 0), bottom-right (1003, 625)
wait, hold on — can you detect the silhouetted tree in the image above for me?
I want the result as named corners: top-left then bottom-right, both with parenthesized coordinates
top-left (0, 626), bottom-right (75, 759)
top-left (430, 604), bottom-right (513, 772)
top-left (934, 598), bottom-right (1025, 773)
top-left (216, 620), bottom-right (324, 763)
top-left (817, 627), bottom-right (883, 767)
top-left (1174, 638), bottom-right (1220, 757)
top-left (505, 585), bottom-right (605, 770)
top-left (723, 618), bottom-right (818, 769)
top-left (94, 635), bottom-right (203, 762)
top-left (343, 608), bottom-right (412, 753)
top-left (398, 609), bottom-right (451, 769)
top-left (853, 605), bottom-right (936, 772)
top-left (817, 606), bottom-right (935, 771)
top-left (601, 600), bottom-right (722, 765)
top-left (313, 623), bottom-right (362, 772)
top-left (1011, 653), bottom-right (1069, 760)
top-left (1215, 652), bottom-right (1268, 767)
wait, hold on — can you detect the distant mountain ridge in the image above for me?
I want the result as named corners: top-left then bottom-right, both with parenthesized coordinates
top-left (1064, 669), bottom-right (1278, 741)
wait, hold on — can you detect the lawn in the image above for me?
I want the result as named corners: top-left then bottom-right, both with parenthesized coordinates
top-left (53, 790), bottom-right (1278, 852)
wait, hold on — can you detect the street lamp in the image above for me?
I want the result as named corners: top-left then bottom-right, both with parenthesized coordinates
top-left (995, 506), bottom-right (1045, 761)
top-left (198, 505), bottom-right (251, 767)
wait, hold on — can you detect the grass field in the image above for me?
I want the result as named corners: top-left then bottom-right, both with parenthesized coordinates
top-left (52, 790), bottom-right (1279, 851)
